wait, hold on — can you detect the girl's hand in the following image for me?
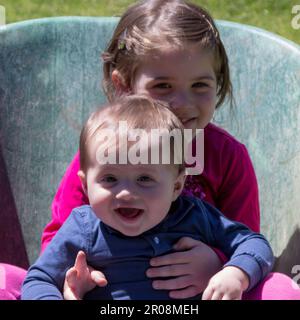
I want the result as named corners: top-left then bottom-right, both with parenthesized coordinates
top-left (202, 266), bottom-right (249, 300)
top-left (146, 237), bottom-right (223, 299)
top-left (63, 251), bottom-right (108, 300)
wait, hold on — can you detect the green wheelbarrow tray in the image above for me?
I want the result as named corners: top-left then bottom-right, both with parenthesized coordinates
top-left (0, 17), bottom-right (299, 278)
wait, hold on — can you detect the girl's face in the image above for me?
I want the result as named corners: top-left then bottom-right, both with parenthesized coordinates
top-left (131, 46), bottom-right (217, 130)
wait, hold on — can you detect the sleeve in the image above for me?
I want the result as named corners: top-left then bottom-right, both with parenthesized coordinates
top-left (22, 209), bottom-right (88, 300)
top-left (40, 152), bottom-right (89, 252)
top-left (217, 142), bottom-right (260, 233)
top-left (201, 200), bottom-right (274, 291)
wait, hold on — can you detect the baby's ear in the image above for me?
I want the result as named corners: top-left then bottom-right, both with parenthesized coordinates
top-left (77, 170), bottom-right (88, 195)
top-left (172, 171), bottom-right (186, 201)
top-left (111, 69), bottom-right (129, 95)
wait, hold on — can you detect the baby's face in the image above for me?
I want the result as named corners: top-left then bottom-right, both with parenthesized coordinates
top-left (83, 161), bottom-right (183, 236)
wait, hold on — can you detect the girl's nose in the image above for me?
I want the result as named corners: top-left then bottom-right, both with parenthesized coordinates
top-left (169, 92), bottom-right (191, 111)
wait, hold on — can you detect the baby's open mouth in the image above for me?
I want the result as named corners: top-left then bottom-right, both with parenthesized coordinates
top-left (114, 208), bottom-right (143, 220)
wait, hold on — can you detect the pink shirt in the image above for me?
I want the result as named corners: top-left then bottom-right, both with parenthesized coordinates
top-left (41, 123), bottom-right (260, 252)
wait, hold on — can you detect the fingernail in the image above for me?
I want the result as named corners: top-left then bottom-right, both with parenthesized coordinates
top-left (95, 274), bottom-right (105, 282)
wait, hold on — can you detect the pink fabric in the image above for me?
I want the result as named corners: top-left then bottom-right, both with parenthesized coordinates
top-left (185, 123), bottom-right (260, 232)
top-left (0, 263), bottom-right (27, 300)
top-left (41, 153), bottom-right (89, 251)
top-left (243, 273), bottom-right (300, 300)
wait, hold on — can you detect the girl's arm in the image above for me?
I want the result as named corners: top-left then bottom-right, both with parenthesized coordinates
top-left (41, 152), bottom-right (89, 252)
top-left (146, 139), bottom-right (260, 299)
top-left (202, 200), bottom-right (274, 291)
top-left (216, 142), bottom-right (260, 232)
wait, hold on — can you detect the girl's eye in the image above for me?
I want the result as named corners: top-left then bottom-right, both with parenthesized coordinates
top-left (192, 82), bottom-right (208, 88)
top-left (153, 83), bottom-right (172, 90)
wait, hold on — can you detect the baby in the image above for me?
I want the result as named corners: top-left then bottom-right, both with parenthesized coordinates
top-left (22, 95), bottom-right (274, 300)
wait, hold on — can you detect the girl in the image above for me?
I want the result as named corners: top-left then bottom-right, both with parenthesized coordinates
top-left (2, 0), bottom-right (300, 300)
top-left (57, 0), bottom-right (300, 300)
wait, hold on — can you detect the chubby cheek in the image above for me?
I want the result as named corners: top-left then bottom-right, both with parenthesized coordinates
top-left (145, 187), bottom-right (174, 213)
top-left (87, 186), bottom-right (111, 212)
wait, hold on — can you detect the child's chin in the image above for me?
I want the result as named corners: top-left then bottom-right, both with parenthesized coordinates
top-left (117, 225), bottom-right (148, 237)
top-left (119, 228), bottom-right (144, 237)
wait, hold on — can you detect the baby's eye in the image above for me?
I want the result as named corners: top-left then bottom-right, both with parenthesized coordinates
top-left (100, 175), bottom-right (117, 183)
top-left (137, 175), bottom-right (155, 185)
top-left (137, 175), bottom-right (152, 182)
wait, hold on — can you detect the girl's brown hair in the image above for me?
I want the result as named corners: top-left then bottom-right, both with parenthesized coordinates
top-left (102, 0), bottom-right (233, 109)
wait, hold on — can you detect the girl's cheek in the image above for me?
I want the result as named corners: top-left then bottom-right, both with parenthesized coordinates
top-left (198, 92), bottom-right (217, 108)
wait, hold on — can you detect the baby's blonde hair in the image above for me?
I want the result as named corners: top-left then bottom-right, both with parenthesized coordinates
top-left (102, 0), bottom-right (232, 109)
top-left (80, 95), bottom-right (186, 173)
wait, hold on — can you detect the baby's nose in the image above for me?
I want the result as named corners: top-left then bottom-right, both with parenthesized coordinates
top-left (115, 188), bottom-right (137, 201)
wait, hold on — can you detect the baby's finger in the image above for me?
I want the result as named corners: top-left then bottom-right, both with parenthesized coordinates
top-left (74, 251), bottom-right (88, 273)
top-left (91, 270), bottom-right (108, 287)
top-left (65, 268), bottom-right (78, 289)
top-left (202, 286), bottom-right (213, 300)
top-left (64, 268), bottom-right (80, 300)
top-left (64, 286), bottom-right (80, 300)
top-left (222, 292), bottom-right (242, 300)
top-left (211, 290), bottom-right (223, 300)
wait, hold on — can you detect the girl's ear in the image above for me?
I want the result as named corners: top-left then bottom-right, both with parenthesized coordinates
top-left (111, 69), bottom-right (129, 95)
top-left (172, 171), bottom-right (186, 201)
top-left (78, 170), bottom-right (88, 195)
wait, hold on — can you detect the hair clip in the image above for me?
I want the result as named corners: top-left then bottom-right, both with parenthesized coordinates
top-left (118, 28), bottom-right (128, 51)
top-left (118, 40), bottom-right (126, 50)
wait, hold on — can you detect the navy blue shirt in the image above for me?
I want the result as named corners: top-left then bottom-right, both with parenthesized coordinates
top-left (22, 196), bottom-right (274, 300)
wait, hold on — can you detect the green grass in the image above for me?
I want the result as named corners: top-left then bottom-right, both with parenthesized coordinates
top-left (1, 0), bottom-right (299, 44)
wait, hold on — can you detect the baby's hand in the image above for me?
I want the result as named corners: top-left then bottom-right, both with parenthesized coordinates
top-left (63, 251), bottom-right (108, 300)
top-left (202, 266), bottom-right (249, 300)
